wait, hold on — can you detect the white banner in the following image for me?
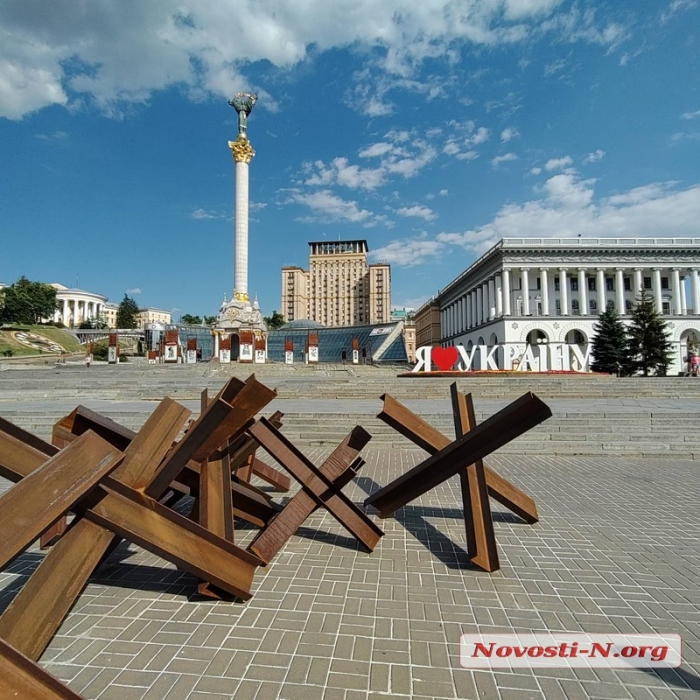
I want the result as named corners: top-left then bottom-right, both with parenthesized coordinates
top-left (164, 344), bottom-right (178, 362)
top-left (219, 348), bottom-right (231, 363)
top-left (186, 350), bottom-right (197, 364)
top-left (285, 350), bottom-right (294, 365)
top-left (254, 349), bottom-right (265, 364)
top-left (107, 346), bottom-right (117, 364)
top-left (460, 633), bottom-right (681, 669)
top-left (308, 345), bottom-right (319, 362)
top-left (240, 343), bottom-right (253, 361)
top-left (352, 349), bottom-right (359, 364)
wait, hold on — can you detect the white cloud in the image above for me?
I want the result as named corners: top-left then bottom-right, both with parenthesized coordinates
top-left (191, 208), bottom-right (223, 219)
top-left (0, 0), bottom-right (617, 120)
top-left (583, 149), bottom-right (605, 163)
top-left (500, 127), bottom-right (519, 142)
top-left (470, 127), bottom-right (490, 145)
top-left (370, 236), bottom-right (445, 267)
top-left (545, 155), bottom-right (573, 170)
top-left (682, 109), bottom-right (700, 120)
top-left (287, 189), bottom-right (372, 223)
top-left (530, 167), bottom-right (542, 175)
top-left (359, 142), bottom-right (393, 158)
top-left (34, 130), bottom-right (67, 140)
top-left (126, 288), bottom-right (142, 295)
top-left (427, 174), bottom-right (700, 257)
top-left (662, 0), bottom-right (699, 24)
top-left (396, 205), bottom-right (437, 221)
top-left (456, 150), bottom-right (479, 161)
top-left (439, 189), bottom-right (448, 196)
top-left (303, 134), bottom-right (435, 192)
top-left (491, 152), bottom-right (518, 167)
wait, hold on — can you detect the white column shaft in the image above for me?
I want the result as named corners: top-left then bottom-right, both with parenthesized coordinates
top-left (495, 275), bottom-right (503, 316)
top-left (578, 268), bottom-right (587, 316)
top-left (634, 269), bottom-right (643, 297)
top-left (692, 269), bottom-right (700, 314)
top-left (521, 269), bottom-right (530, 315)
top-left (616, 269), bottom-right (625, 314)
top-left (234, 160), bottom-right (250, 297)
top-left (476, 287), bottom-right (483, 325)
top-left (540, 269), bottom-right (549, 315)
top-left (488, 278), bottom-right (495, 319)
top-left (672, 269), bottom-right (682, 315)
top-left (503, 269), bottom-right (511, 316)
top-left (653, 268), bottom-right (663, 313)
top-left (597, 269), bottom-right (606, 314)
top-left (560, 269), bottom-right (569, 316)
top-left (680, 277), bottom-right (688, 315)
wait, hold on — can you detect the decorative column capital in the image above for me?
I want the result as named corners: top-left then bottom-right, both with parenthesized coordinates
top-left (559, 267), bottom-right (568, 273)
top-left (229, 137), bottom-right (256, 164)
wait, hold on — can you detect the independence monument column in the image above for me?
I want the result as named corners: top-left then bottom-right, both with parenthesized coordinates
top-left (214, 92), bottom-right (266, 351)
top-left (229, 93), bottom-right (256, 302)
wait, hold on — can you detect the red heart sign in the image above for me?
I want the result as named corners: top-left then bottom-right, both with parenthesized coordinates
top-left (432, 346), bottom-right (459, 371)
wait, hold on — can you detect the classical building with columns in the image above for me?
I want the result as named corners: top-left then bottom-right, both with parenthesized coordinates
top-left (437, 237), bottom-right (700, 374)
top-left (50, 284), bottom-right (108, 328)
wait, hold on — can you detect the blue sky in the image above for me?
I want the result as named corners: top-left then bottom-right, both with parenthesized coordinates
top-left (1, 0), bottom-right (699, 320)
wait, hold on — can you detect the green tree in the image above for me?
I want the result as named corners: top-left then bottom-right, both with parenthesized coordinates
top-left (263, 310), bottom-right (286, 330)
top-left (590, 307), bottom-right (628, 374)
top-left (115, 294), bottom-right (139, 329)
top-left (204, 315), bottom-right (217, 326)
top-left (0, 276), bottom-right (58, 325)
top-left (624, 289), bottom-right (673, 376)
top-left (180, 314), bottom-right (202, 325)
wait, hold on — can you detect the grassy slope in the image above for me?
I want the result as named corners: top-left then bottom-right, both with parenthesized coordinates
top-left (0, 325), bottom-right (84, 356)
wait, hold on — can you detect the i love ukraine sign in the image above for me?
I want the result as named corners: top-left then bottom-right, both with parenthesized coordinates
top-left (411, 343), bottom-right (591, 373)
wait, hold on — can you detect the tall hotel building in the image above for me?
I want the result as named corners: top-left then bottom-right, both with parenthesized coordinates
top-left (281, 240), bottom-right (391, 327)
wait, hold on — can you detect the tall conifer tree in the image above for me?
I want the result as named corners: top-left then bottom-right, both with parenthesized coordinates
top-left (625, 289), bottom-right (673, 376)
top-left (590, 306), bottom-right (627, 374)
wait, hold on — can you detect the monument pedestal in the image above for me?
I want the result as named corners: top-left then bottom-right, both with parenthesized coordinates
top-left (213, 295), bottom-right (267, 363)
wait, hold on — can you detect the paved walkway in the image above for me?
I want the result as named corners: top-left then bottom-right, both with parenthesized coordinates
top-left (1, 448), bottom-right (698, 700)
top-left (0, 397), bottom-right (694, 418)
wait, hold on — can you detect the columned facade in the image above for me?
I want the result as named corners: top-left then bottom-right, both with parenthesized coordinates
top-left (435, 237), bottom-right (700, 375)
top-left (50, 284), bottom-right (108, 328)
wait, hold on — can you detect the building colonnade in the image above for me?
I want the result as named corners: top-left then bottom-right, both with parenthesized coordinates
top-left (441, 266), bottom-right (700, 338)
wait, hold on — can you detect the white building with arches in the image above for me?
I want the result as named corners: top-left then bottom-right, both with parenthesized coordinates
top-left (50, 284), bottom-right (108, 328)
top-left (438, 238), bottom-right (700, 374)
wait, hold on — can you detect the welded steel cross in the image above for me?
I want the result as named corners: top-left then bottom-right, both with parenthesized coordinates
top-left (365, 383), bottom-right (550, 572)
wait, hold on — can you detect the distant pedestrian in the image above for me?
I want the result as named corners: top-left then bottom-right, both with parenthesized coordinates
top-left (687, 343), bottom-right (698, 376)
top-left (84, 354), bottom-right (92, 368)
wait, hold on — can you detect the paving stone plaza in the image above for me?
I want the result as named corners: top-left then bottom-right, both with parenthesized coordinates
top-left (0, 361), bottom-right (699, 699)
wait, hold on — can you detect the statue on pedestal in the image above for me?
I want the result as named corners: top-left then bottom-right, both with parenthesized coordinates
top-left (228, 92), bottom-right (257, 139)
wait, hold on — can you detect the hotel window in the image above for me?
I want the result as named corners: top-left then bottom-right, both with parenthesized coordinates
top-left (572, 300), bottom-right (580, 314)
top-left (625, 300), bottom-right (632, 313)
top-left (589, 299), bottom-right (597, 312)
top-left (606, 278), bottom-right (614, 291)
top-left (662, 301), bottom-right (671, 314)
top-left (644, 277), bottom-right (652, 289)
top-left (570, 279), bottom-right (579, 291)
top-left (554, 279), bottom-right (560, 291)
top-left (661, 277), bottom-right (669, 290)
top-left (588, 278), bottom-right (596, 291)
top-left (624, 277), bottom-right (631, 291)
